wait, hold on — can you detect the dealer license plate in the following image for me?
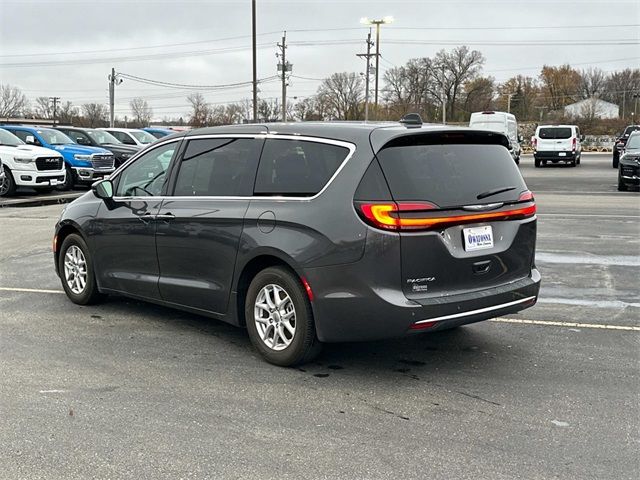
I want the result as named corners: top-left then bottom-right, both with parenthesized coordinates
top-left (50, 179), bottom-right (58, 186)
top-left (558, 152), bottom-right (566, 157)
top-left (463, 226), bottom-right (494, 252)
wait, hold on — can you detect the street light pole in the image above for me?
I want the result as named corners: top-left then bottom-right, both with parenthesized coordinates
top-left (252, 0), bottom-right (258, 122)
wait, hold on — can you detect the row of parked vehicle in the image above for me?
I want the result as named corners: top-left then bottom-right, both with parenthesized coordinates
top-left (0, 126), bottom-right (175, 197)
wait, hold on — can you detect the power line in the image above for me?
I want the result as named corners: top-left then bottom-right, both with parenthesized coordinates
top-left (387, 24), bottom-right (639, 31)
top-left (117, 72), bottom-right (280, 90)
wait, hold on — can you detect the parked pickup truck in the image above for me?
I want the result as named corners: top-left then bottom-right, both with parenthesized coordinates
top-left (0, 127), bottom-right (66, 197)
top-left (1, 126), bottom-right (115, 190)
top-left (54, 126), bottom-right (140, 168)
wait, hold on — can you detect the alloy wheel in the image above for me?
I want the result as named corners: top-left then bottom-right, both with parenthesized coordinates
top-left (254, 284), bottom-right (296, 351)
top-left (64, 245), bottom-right (88, 294)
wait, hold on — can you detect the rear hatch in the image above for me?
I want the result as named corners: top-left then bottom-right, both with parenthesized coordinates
top-left (537, 127), bottom-right (573, 152)
top-left (357, 130), bottom-right (536, 299)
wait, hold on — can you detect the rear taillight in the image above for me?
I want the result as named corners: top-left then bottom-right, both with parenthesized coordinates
top-left (357, 200), bottom-right (536, 231)
top-left (572, 137), bottom-right (577, 151)
top-left (532, 138), bottom-right (537, 150)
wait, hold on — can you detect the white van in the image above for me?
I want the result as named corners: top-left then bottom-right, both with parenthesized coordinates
top-left (469, 111), bottom-right (521, 163)
top-left (532, 125), bottom-right (583, 168)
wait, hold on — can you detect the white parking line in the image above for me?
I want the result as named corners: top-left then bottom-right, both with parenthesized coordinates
top-left (494, 318), bottom-right (640, 331)
top-left (0, 286), bottom-right (64, 294)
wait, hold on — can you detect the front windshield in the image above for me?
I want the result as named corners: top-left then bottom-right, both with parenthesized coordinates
top-left (37, 129), bottom-right (74, 145)
top-left (87, 129), bottom-right (121, 145)
top-left (0, 128), bottom-right (25, 146)
top-left (130, 130), bottom-right (157, 144)
top-left (626, 134), bottom-right (640, 149)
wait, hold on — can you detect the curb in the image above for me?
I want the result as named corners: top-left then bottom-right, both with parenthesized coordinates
top-left (0, 192), bottom-right (83, 208)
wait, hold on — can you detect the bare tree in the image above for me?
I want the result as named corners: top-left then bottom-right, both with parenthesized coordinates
top-left (34, 97), bottom-right (53, 119)
top-left (462, 76), bottom-right (495, 116)
top-left (58, 101), bottom-right (78, 125)
top-left (187, 93), bottom-right (210, 127)
top-left (81, 103), bottom-right (108, 127)
top-left (432, 46), bottom-right (485, 121)
top-left (602, 68), bottom-right (640, 118)
top-left (0, 84), bottom-right (29, 117)
top-left (579, 68), bottom-right (607, 99)
top-left (129, 97), bottom-right (153, 127)
top-left (316, 72), bottom-right (364, 120)
top-left (258, 98), bottom-right (280, 122)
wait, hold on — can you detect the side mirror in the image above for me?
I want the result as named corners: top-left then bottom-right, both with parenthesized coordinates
top-left (76, 137), bottom-right (91, 146)
top-left (92, 179), bottom-right (114, 200)
top-left (517, 134), bottom-right (523, 143)
top-left (580, 134), bottom-right (585, 141)
top-left (25, 135), bottom-right (36, 145)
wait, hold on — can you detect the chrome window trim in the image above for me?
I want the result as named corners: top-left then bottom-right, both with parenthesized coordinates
top-left (111, 133), bottom-right (356, 202)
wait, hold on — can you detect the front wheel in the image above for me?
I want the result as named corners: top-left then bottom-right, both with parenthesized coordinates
top-left (0, 165), bottom-right (16, 197)
top-left (617, 173), bottom-right (627, 192)
top-left (58, 233), bottom-right (102, 305)
top-left (245, 267), bottom-right (322, 366)
top-left (59, 164), bottom-right (75, 191)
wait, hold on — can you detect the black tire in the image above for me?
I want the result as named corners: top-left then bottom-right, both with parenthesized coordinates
top-left (58, 233), bottom-right (102, 305)
top-left (569, 158), bottom-right (577, 167)
top-left (534, 158), bottom-right (541, 168)
top-left (612, 152), bottom-right (619, 169)
top-left (0, 165), bottom-right (17, 197)
top-left (576, 155), bottom-right (581, 165)
top-left (514, 156), bottom-right (520, 165)
top-left (245, 266), bottom-right (322, 366)
top-left (59, 164), bottom-right (75, 191)
top-left (617, 173), bottom-right (627, 192)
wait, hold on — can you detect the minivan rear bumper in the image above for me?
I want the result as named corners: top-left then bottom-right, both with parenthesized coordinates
top-left (305, 267), bottom-right (540, 342)
top-left (534, 151), bottom-right (578, 160)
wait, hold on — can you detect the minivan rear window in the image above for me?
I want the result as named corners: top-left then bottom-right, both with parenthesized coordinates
top-left (538, 128), bottom-right (572, 139)
top-left (376, 141), bottom-right (526, 208)
top-left (254, 139), bottom-right (349, 196)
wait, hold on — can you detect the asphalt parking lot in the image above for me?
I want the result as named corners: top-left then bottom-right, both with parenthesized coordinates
top-left (1, 153), bottom-right (638, 479)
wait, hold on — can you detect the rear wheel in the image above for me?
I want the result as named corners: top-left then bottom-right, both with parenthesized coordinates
top-left (534, 158), bottom-right (541, 168)
top-left (0, 165), bottom-right (16, 197)
top-left (569, 158), bottom-right (577, 167)
top-left (58, 234), bottom-right (102, 305)
top-left (245, 267), bottom-right (322, 366)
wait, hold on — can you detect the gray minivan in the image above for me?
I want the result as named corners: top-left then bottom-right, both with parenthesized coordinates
top-left (54, 120), bottom-right (540, 366)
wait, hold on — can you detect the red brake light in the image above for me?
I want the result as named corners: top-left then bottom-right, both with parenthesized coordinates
top-left (518, 190), bottom-right (534, 202)
top-left (572, 137), bottom-right (576, 151)
top-left (358, 201), bottom-right (535, 231)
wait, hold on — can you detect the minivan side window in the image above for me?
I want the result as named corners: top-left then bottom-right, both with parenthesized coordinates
top-left (254, 139), bottom-right (349, 196)
top-left (173, 138), bottom-right (262, 196)
top-left (115, 142), bottom-right (176, 197)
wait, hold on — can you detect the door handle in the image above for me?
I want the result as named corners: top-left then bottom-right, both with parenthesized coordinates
top-left (156, 212), bottom-right (175, 221)
top-left (138, 212), bottom-right (155, 224)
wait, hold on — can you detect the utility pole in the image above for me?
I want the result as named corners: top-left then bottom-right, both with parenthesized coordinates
top-left (633, 92), bottom-right (639, 118)
top-left (49, 96), bottom-right (60, 126)
top-left (622, 89), bottom-right (626, 119)
top-left (356, 29), bottom-right (374, 121)
top-left (441, 65), bottom-right (446, 124)
top-left (252, 0), bottom-right (258, 122)
top-left (361, 17), bottom-right (392, 116)
top-left (506, 93), bottom-right (515, 113)
top-left (277, 32), bottom-right (292, 122)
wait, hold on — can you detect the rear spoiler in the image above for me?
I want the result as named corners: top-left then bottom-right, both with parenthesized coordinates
top-left (370, 128), bottom-right (510, 153)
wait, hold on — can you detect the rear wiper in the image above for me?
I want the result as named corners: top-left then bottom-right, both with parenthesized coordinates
top-left (477, 186), bottom-right (516, 200)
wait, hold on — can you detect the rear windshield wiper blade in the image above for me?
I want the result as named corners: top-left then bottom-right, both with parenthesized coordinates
top-left (477, 186), bottom-right (516, 200)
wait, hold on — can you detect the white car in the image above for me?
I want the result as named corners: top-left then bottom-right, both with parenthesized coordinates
top-left (469, 111), bottom-right (522, 163)
top-left (0, 128), bottom-right (66, 197)
top-left (532, 124), bottom-right (583, 168)
top-left (98, 128), bottom-right (157, 147)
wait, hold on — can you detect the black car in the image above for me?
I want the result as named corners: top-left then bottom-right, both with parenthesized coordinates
top-left (618, 131), bottom-right (640, 191)
top-left (55, 127), bottom-right (140, 168)
top-left (53, 120), bottom-right (540, 366)
top-left (613, 125), bottom-right (640, 168)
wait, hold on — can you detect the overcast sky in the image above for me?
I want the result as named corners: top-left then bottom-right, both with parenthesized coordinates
top-left (1, 0), bottom-right (638, 120)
